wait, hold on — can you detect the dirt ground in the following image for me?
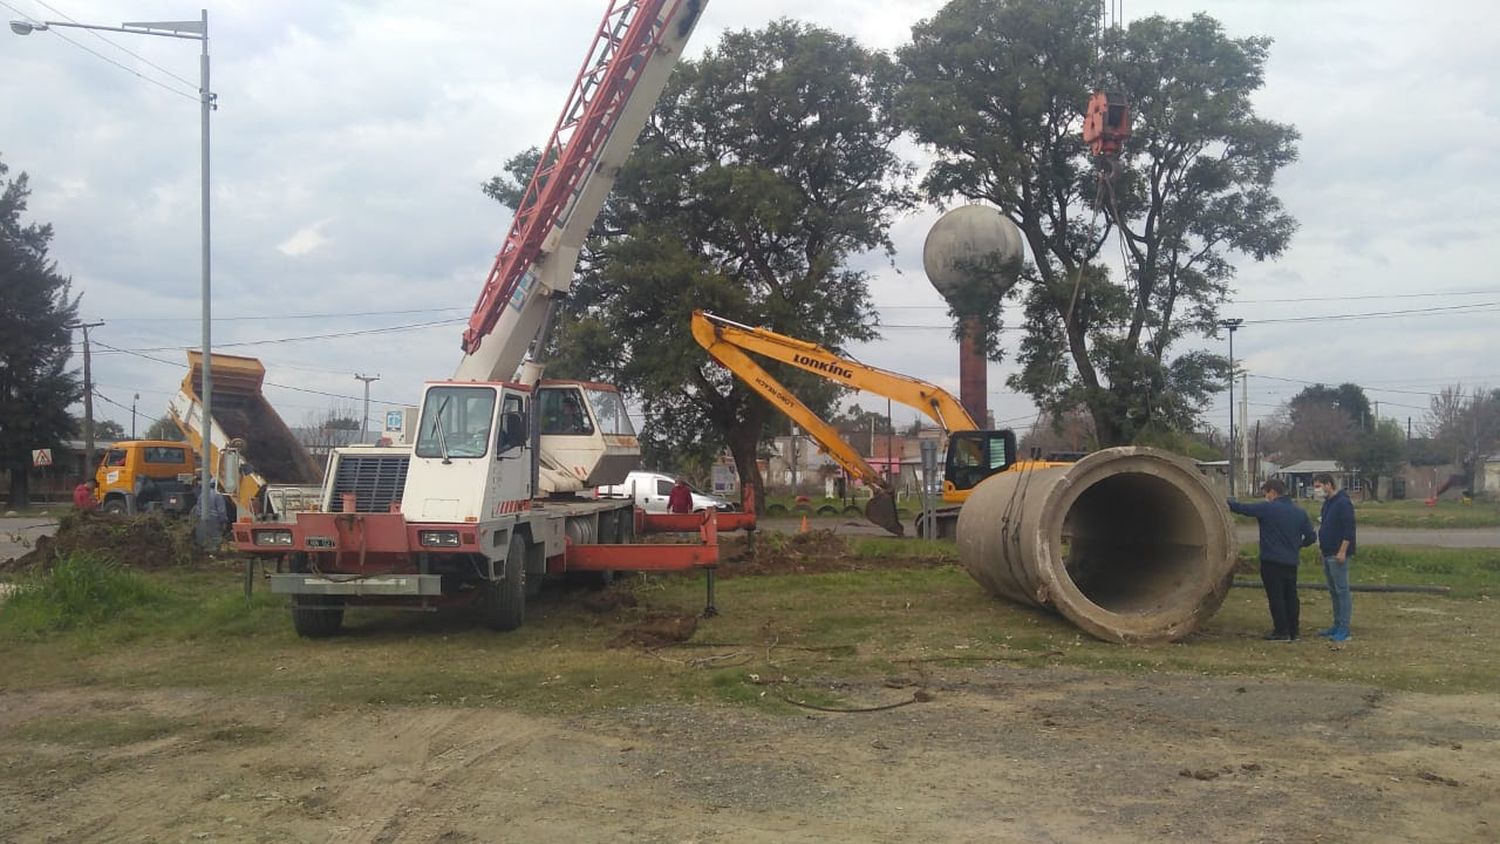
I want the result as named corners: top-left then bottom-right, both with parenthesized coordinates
top-left (1, 666), bottom-right (1496, 843)
top-left (2, 519), bottom-right (1498, 841)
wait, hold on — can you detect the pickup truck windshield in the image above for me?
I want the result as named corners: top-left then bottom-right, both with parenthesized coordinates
top-left (416, 387), bottom-right (497, 459)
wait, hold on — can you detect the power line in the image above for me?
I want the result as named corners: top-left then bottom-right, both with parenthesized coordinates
top-left (3, 0), bottom-right (199, 102)
top-left (33, 0), bottom-right (199, 89)
top-left (1237, 302), bottom-right (1500, 326)
top-left (97, 306), bottom-right (468, 323)
top-left (91, 318), bottom-right (464, 354)
top-left (92, 339), bottom-right (404, 406)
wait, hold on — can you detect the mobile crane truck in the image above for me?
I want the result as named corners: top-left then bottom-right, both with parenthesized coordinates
top-left (232, 0), bottom-right (748, 637)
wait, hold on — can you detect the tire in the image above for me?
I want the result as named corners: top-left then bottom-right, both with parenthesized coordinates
top-left (291, 594), bottom-right (345, 638)
top-left (483, 536), bottom-right (527, 631)
top-left (101, 497), bottom-right (127, 515)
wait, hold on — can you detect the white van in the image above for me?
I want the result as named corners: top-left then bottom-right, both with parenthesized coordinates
top-left (596, 471), bottom-right (734, 514)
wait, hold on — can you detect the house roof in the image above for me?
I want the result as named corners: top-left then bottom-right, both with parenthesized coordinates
top-left (1278, 460), bottom-right (1346, 474)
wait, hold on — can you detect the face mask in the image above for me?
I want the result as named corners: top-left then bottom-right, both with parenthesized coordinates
top-left (1313, 487), bottom-right (1327, 500)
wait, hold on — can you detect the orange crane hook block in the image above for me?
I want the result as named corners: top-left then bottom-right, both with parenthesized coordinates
top-left (1082, 90), bottom-right (1131, 159)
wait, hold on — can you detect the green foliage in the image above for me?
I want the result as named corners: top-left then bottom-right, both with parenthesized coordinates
top-left (89, 418), bottom-right (126, 441)
top-left (1, 155), bottom-right (81, 506)
top-left (0, 552), bottom-right (167, 636)
top-left (143, 415), bottom-right (185, 442)
top-left (489, 21), bottom-right (916, 508)
top-left (898, 2), bottom-right (1297, 445)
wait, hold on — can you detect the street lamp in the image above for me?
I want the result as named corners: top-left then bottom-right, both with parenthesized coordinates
top-left (13, 10), bottom-right (218, 545)
top-left (1218, 318), bottom-right (1244, 496)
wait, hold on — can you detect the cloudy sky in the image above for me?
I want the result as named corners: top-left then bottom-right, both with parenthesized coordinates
top-left (2, 0), bottom-right (1496, 444)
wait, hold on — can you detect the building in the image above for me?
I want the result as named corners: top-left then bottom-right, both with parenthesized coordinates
top-left (1, 439), bottom-right (115, 505)
top-left (1276, 460), bottom-right (1356, 499)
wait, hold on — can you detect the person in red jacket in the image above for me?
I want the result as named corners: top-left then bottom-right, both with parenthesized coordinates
top-left (667, 479), bottom-right (694, 514)
top-left (72, 479), bottom-right (97, 511)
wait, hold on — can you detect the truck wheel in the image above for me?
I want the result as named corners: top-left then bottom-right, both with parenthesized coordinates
top-left (483, 536), bottom-right (527, 631)
top-left (101, 497), bottom-right (127, 515)
top-left (291, 595), bottom-right (344, 638)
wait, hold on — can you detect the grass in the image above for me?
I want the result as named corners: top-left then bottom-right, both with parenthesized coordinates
top-left (1231, 497), bottom-right (1500, 529)
top-left (1, 542), bottom-right (1496, 717)
top-left (0, 552), bottom-right (169, 636)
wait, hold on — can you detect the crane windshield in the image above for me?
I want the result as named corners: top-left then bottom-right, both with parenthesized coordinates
top-left (583, 387), bottom-right (634, 436)
top-left (416, 386), bottom-right (497, 460)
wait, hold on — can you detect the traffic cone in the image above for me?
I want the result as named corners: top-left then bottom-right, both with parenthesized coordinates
top-left (799, 515), bottom-right (809, 533)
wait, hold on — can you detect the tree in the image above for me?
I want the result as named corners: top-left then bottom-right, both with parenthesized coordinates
top-left (1339, 418), bottom-right (1404, 501)
top-left (487, 21), bottom-right (915, 510)
top-left (144, 416), bottom-right (185, 442)
top-left (898, 0), bottom-right (1297, 446)
top-left (93, 419), bottom-right (126, 441)
top-left (1282, 383), bottom-right (1404, 498)
top-left (1424, 384), bottom-right (1500, 487)
top-left (0, 156), bottom-right (80, 507)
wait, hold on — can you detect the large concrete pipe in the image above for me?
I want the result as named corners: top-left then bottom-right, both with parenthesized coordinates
top-left (956, 447), bottom-right (1236, 644)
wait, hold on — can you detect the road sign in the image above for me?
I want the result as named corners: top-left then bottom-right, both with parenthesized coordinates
top-left (31, 448), bottom-right (53, 468)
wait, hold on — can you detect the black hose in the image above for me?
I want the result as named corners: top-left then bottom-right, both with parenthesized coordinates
top-left (1231, 579), bottom-right (1450, 595)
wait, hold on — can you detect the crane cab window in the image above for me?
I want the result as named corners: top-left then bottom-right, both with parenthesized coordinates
top-left (104, 449), bottom-right (127, 467)
top-left (538, 388), bottom-right (594, 436)
top-left (416, 386), bottom-right (497, 459)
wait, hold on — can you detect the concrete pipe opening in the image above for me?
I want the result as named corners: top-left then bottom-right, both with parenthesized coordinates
top-left (956, 447), bottom-right (1236, 644)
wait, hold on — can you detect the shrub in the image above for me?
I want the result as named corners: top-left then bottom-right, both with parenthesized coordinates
top-left (0, 552), bottom-right (167, 635)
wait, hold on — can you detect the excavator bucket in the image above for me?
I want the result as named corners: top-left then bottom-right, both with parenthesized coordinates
top-left (864, 491), bottom-right (905, 537)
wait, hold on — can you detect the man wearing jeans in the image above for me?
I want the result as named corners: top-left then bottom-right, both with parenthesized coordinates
top-left (1312, 472), bottom-right (1356, 642)
top-left (1229, 478), bottom-right (1318, 642)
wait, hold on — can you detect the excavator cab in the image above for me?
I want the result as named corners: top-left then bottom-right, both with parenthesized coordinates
top-left (943, 430), bottom-right (1018, 495)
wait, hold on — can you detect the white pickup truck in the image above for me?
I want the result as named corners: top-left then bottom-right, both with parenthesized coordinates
top-left (596, 471), bottom-right (734, 514)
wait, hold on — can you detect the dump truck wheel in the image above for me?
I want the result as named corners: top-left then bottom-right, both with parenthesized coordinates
top-left (291, 595), bottom-right (344, 638)
top-left (101, 497), bottom-right (127, 515)
top-left (483, 537), bottom-right (526, 631)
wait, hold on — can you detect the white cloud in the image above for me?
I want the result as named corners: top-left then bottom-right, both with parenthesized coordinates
top-left (2, 0), bottom-right (1496, 441)
top-left (276, 219), bottom-right (331, 257)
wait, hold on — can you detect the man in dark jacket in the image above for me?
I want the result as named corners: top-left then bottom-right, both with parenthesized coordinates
top-left (1229, 478), bottom-right (1317, 641)
top-left (1312, 472), bottom-right (1357, 642)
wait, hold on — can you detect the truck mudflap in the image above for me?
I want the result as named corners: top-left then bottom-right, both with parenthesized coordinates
top-left (269, 573), bottom-right (443, 596)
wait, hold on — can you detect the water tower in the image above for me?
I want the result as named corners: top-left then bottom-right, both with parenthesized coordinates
top-left (922, 205), bottom-right (1024, 427)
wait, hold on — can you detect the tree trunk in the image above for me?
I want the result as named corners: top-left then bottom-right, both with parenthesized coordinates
top-left (727, 425), bottom-right (765, 516)
top-left (7, 459), bottom-right (30, 510)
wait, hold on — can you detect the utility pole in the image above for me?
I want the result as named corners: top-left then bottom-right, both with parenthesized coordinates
top-left (788, 423), bottom-right (799, 491)
top-left (354, 373), bottom-right (380, 442)
top-left (1218, 318), bottom-right (1243, 496)
top-left (1240, 372), bottom-right (1249, 489)
top-left (70, 321), bottom-right (106, 465)
top-left (131, 393), bottom-right (140, 439)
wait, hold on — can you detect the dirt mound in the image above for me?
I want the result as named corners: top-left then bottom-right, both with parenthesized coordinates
top-left (1, 511), bottom-right (210, 572)
top-left (611, 612), bottom-right (699, 648)
top-left (718, 529), bottom-right (949, 578)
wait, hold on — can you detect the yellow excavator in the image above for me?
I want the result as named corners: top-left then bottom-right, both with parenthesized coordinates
top-left (690, 310), bottom-right (1070, 537)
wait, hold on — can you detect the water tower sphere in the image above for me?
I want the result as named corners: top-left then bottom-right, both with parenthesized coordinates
top-left (922, 204), bottom-right (1024, 310)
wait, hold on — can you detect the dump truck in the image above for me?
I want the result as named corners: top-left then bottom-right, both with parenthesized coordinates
top-left (167, 351), bottom-right (323, 521)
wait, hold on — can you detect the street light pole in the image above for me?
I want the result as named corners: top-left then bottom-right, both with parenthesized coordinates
top-left (1219, 318), bottom-right (1244, 496)
top-left (12, 10), bottom-right (215, 544)
top-left (354, 374), bottom-right (380, 442)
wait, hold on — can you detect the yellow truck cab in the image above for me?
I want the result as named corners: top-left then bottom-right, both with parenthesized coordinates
top-left (95, 440), bottom-right (197, 514)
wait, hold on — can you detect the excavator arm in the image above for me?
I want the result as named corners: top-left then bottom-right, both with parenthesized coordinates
top-left (691, 310), bottom-right (992, 535)
top-left (691, 311), bottom-right (979, 432)
top-left (691, 325), bottom-right (903, 534)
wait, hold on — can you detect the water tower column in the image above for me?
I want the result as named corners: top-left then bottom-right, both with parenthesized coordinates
top-left (922, 205), bottom-right (1025, 428)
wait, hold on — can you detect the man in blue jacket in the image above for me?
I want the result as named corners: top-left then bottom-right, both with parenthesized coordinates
top-left (1312, 472), bottom-right (1357, 642)
top-left (1228, 478), bottom-right (1317, 642)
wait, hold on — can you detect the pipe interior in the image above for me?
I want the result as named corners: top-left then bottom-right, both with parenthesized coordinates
top-left (1058, 472), bottom-right (1209, 614)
